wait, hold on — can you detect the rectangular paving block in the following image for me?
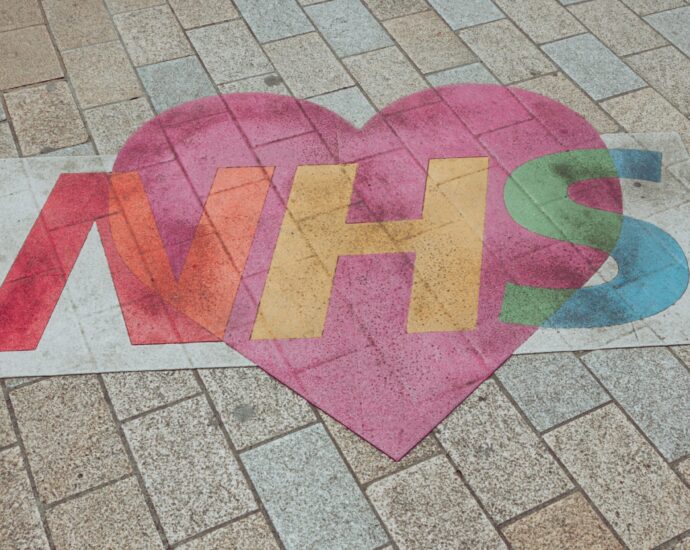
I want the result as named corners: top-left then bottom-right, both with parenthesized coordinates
top-left (493, 0), bottom-right (583, 43)
top-left (264, 33), bottom-right (353, 98)
top-left (645, 6), bottom-right (690, 56)
top-left (234, 0), bottom-right (314, 43)
top-left (582, 347), bottom-right (690, 460)
top-left (363, 0), bottom-right (429, 19)
top-left (42, 0), bottom-right (117, 50)
top-left (0, 26), bottom-right (63, 90)
top-left (306, 0), bottom-right (392, 57)
top-left (459, 19), bottom-right (555, 83)
top-left (168, 0), bottom-right (238, 29)
top-left (123, 395), bottom-right (256, 544)
top-left (188, 20), bottom-right (272, 84)
top-left (307, 87), bottom-right (376, 129)
top-left (83, 98), bottom-right (154, 154)
top-left (0, 447), bottom-right (50, 549)
top-left (138, 56), bottom-right (217, 113)
top-left (46, 477), bottom-right (163, 550)
top-left (383, 10), bottom-right (476, 73)
top-left (435, 379), bottom-right (572, 522)
top-left (0, 0), bottom-right (43, 32)
top-left (429, 0), bottom-right (504, 30)
top-left (367, 456), bottom-right (506, 548)
top-left (427, 62), bottom-right (498, 86)
top-left (545, 404), bottom-right (690, 549)
top-left (241, 423), bottom-right (388, 550)
top-left (10, 376), bottom-right (132, 504)
top-left (542, 33), bottom-right (645, 100)
top-left (200, 367), bottom-right (315, 450)
top-left (497, 352), bottom-right (609, 431)
top-left (568, 0), bottom-right (666, 56)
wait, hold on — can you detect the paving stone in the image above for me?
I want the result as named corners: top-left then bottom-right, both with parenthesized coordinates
top-left (427, 62), bottom-right (498, 86)
top-left (568, 0), bottom-right (666, 56)
top-left (5, 82), bottom-right (88, 156)
top-left (582, 347), bottom-right (690, 461)
top-left (218, 74), bottom-right (291, 95)
top-left (363, 0), bottom-right (429, 19)
top-left (620, 0), bottom-right (685, 15)
top-left (188, 21), bottom-right (272, 85)
top-left (601, 88), bottom-right (690, 149)
top-left (83, 98), bottom-right (154, 154)
top-left (176, 513), bottom-right (280, 550)
top-left (502, 492), bottom-right (623, 550)
top-left (367, 455), bottom-right (506, 549)
top-left (10, 376), bottom-right (132, 504)
top-left (46, 477), bottom-right (163, 550)
top-left (384, 10), bottom-right (476, 73)
top-left (545, 405), bottom-right (690, 549)
top-left (435, 380), bottom-right (572, 523)
top-left (234, 0), bottom-right (314, 43)
top-left (0, 123), bottom-right (18, 158)
top-left (516, 73), bottom-right (619, 134)
top-left (429, 0), bottom-right (504, 29)
top-left (62, 41), bottom-right (142, 109)
top-left (626, 46), bottom-right (690, 115)
top-left (103, 0), bottom-right (164, 14)
top-left (123, 395), bottom-right (255, 544)
top-left (201, 367), bottom-right (315, 450)
top-left (0, 394), bottom-right (13, 448)
top-left (497, 353), bottom-right (609, 431)
top-left (42, 0), bottom-right (118, 50)
top-left (241, 424), bottom-right (387, 550)
top-left (306, 0), bottom-right (391, 57)
top-left (344, 46), bottom-right (428, 108)
top-left (645, 6), bottom-right (690, 56)
top-left (138, 56), bottom-right (216, 113)
top-left (459, 19), bottom-right (555, 83)
top-left (114, 5), bottom-right (192, 66)
top-left (103, 369), bottom-right (199, 419)
top-left (308, 86), bottom-right (376, 128)
top-left (0, 26), bottom-right (63, 90)
top-left (0, 0), bottom-right (43, 32)
top-left (321, 412), bottom-right (440, 484)
top-left (493, 0), bottom-right (583, 43)
top-left (0, 447), bottom-right (50, 549)
top-left (542, 34), bottom-right (645, 100)
top-left (168, 0), bottom-right (238, 28)
top-left (265, 33), bottom-right (353, 98)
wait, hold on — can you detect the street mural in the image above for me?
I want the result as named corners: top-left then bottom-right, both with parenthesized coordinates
top-left (0, 84), bottom-right (688, 458)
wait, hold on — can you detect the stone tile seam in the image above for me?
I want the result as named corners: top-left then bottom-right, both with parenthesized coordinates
top-left (168, 508), bottom-right (266, 549)
top-left (117, 390), bottom-right (204, 423)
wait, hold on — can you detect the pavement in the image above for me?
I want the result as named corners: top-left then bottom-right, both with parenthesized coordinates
top-left (1, 0), bottom-right (690, 549)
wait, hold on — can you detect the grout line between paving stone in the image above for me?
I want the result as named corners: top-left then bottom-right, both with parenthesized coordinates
top-left (235, 418), bottom-right (322, 454)
top-left (168, 508), bottom-right (263, 549)
top-left (118, 391), bottom-right (204, 423)
top-left (496, 486), bottom-right (580, 530)
top-left (43, 472), bottom-right (133, 510)
top-left (539, 399), bottom-right (613, 436)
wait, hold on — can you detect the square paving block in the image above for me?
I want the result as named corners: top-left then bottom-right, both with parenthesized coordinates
top-left (497, 352), bottom-right (609, 431)
top-left (429, 0), bottom-right (504, 29)
top-left (435, 379), bottom-right (572, 523)
top-left (62, 41), bottom-right (142, 109)
top-left (362, 0), bottom-right (429, 19)
top-left (307, 87), bottom-right (376, 129)
top-left (114, 5), bottom-right (192, 66)
top-left (46, 477), bottom-right (163, 550)
top-left (176, 513), bottom-right (280, 549)
top-left (493, 0), bottom-right (583, 44)
top-left (241, 424), bottom-right (388, 550)
top-left (5, 81), bottom-right (88, 157)
top-left (0, 26), bottom-right (63, 90)
top-left (84, 98), bottom-right (154, 154)
top-left (168, 0), bottom-right (238, 29)
top-left (10, 376), bottom-right (132, 504)
top-left (542, 34), bottom-right (645, 100)
top-left (264, 33), bottom-right (353, 98)
top-left (384, 10), bottom-right (476, 73)
top-left (306, 0), bottom-right (392, 57)
top-left (0, 447), bottom-right (50, 549)
top-left (42, 0), bottom-right (118, 50)
top-left (545, 404), bottom-right (690, 549)
top-left (188, 20), bottom-right (272, 84)
top-left (645, 6), bottom-right (690, 56)
top-left (123, 395), bottom-right (256, 544)
top-left (582, 347), bottom-right (690, 460)
top-left (0, 0), bottom-right (43, 32)
top-left (233, 0), bottom-right (313, 43)
top-left (138, 57), bottom-right (217, 113)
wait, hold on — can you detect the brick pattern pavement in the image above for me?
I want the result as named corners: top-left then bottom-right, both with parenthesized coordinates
top-left (1, 0), bottom-right (690, 548)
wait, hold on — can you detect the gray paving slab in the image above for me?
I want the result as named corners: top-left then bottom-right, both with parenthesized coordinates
top-left (306, 0), bottom-right (392, 57)
top-left (428, 0), bottom-right (504, 29)
top-left (241, 424), bottom-right (388, 550)
top-left (645, 6), bottom-right (690, 56)
top-left (234, 0), bottom-right (314, 43)
top-left (582, 347), bottom-right (690, 461)
top-left (497, 353), bottom-right (609, 431)
top-left (542, 33), bottom-right (645, 100)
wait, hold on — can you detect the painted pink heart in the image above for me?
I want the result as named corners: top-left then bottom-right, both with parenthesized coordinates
top-left (113, 84), bottom-right (621, 459)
